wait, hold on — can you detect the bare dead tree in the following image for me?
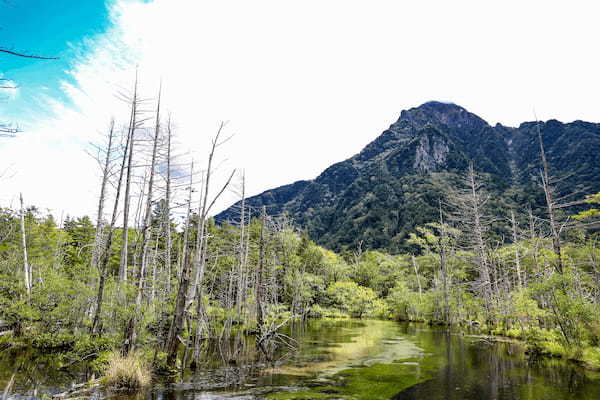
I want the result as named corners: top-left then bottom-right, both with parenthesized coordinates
top-left (119, 71), bottom-right (142, 282)
top-left (538, 123), bottom-right (564, 274)
top-left (190, 122), bottom-right (236, 300)
top-left (0, 48), bottom-right (57, 59)
top-left (448, 163), bottom-right (494, 321)
top-left (90, 119), bottom-right (134, 335)
top-left (190, 124), bottom-right (236, 363)
top-left (438, 201), bottom-right (450, 324)
top-left (236, 171), bottom-right (247, 319)
top-left (411, 255), bottom-right (422, 299)
top-left (88, 119), bottom-right (117, 272)
top-left (164, 116), bottom-right (174, 295)
top-left (255, 205), bottom-right (267, 330)
top-left (165, 161), bottom-right (195, 365)
top-left (19, 193), bottom-right (30, 299)
top-left (124, 84), bottom-right (162, 352)
top-left (0, 46), bottom-right (57, 134)
top-left (510, 210), bottom-right (523, 288)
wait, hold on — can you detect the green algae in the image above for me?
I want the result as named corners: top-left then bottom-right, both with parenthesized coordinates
top-left (267, 361), bottom-right (437, 400)
top-left (266, 345), bottom-right (446, 400)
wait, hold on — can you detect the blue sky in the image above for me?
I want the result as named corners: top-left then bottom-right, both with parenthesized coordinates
top-left (1, 0), bottom-right (110, 124)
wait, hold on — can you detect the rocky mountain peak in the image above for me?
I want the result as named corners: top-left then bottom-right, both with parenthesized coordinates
top-left (395, 101), bottom-right (489, 133)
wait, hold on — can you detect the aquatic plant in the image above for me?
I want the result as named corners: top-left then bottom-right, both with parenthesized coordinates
top-left (102, 351), bottom-right (151, 391)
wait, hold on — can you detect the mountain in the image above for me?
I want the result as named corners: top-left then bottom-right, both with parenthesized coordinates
top-left (216, 101), bottom-right (600, 252)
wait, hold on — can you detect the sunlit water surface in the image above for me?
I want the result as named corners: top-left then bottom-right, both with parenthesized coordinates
top-left (1, 319), bottom-right (600, 399)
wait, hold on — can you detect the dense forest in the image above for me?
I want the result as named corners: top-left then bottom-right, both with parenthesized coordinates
top-left (1, 85), bottom-right (600, 393)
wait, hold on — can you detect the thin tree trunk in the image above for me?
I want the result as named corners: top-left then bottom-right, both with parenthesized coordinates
top-left (19, 193), bottom-right (30, 299)
top-left (125, 85), bottom-right (162, 352)
top-left (538, 124), bottom-right (564, 274)
top-left (467, 165), bottom-right (492, 316)
top-left (411, 255), bottom-right (422, 299)
top-left (91, 121), bottom-right (132, 335)
top-left (511, 210), bottom-right (523, 287)
top-left (165, 116), bottom-right (173, 295)
top-left (439, 202), bottom-right (450, 324)
top-left (236, 171), bottom-right (246, 319)
top-left (256, 206), bottom-right (267, 330)
top-left (119, 72), bottom-right (139, 282)
top-left (92, 119), bottom-right (116, 271)
top-left (190, 123), bottom-right (236, 302)
top-left (150, 232), bottom-right (159, 303)
top-left (165, 162), bottom-right (194, 364)
top-left (527, 206), bottom-right (538, 286)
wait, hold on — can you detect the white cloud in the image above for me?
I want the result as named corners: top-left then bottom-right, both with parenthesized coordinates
top-left (0, 74), bottom-right (19, 101)
top-left (2, 0), bottom-right (600, 220)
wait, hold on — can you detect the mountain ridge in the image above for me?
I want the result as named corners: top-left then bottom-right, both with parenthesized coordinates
top-left (216, 102), bottom-right (600, 252)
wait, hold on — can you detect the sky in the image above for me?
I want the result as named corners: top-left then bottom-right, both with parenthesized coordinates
top-left (1, 0), bottom-right (600, 221)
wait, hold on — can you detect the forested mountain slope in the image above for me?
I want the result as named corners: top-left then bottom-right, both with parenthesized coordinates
top-left (216, 101), bottom-right (600, 252)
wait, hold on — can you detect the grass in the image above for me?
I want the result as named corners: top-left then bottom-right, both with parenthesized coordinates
top-left (102, 351), bottom-right (151, 391)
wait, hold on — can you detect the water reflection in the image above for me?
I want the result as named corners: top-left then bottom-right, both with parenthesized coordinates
top-left (1, 320), bottom-right (600, 399)
top-left (393, 324), bottom-right (600, 400)
top-left (0, 348), bottom-right (94, 399)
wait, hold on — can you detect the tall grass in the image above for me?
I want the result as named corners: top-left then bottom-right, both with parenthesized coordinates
top-left (103, 351), bottom-right (151, 391)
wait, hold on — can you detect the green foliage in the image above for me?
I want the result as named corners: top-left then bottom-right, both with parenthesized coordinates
top-left (1, 178), bottom-right (600, 384)
top-left (574, 192), bottom-right (600, 220)
top-left (325, 281), bottom-right (381, 318)
top-left (386, 281), bottom-right (422, 321)
top-left (283, 270), bottom-right (325, 313)
top-left (308, 304), bottom-right (350, 319)
top-left (582, 347), bottom-right (600, 369)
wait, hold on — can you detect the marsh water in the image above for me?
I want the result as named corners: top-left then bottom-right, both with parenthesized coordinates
top-left (2, 319), bottom-right (600, 399)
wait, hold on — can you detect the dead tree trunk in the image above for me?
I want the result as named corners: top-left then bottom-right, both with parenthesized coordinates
top-left (165, 162), bottom-right (194, 365)
top-left (91, 122), bottom-right (132, 335)
top-left (438, 202), bottom-right (450, 324)
top-left (511, 210), bottom-right (523, 287)
top-left (236, 171), bottom-right (247, 319)
top-left (119, 73), bottom-right (140, 283)
top-left (467, 165), bottom-right (492, 315)
top-left (449, 163), bottom-right (493, 322)
top-left (164, 116), bottom-right (173, 295)
top-left (190, 122), bottom-right (235, 299)
top-left (124, 85), bottom-right (162, 352)
top-left (538, 124), bottom-right (563, 274)
top-left (256, 206), bottom-right (267, 330)
top-left (19, 193), bottom-right (31, 299)
top-left (91, 119), bottom-right (116, 271)
top-left (190, 124), bottom-right (236, 362)
top-left (411, 255), bottom-right (422, 299)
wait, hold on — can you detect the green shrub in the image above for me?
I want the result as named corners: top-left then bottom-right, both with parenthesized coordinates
top-left (308, 304), bottom-right (349, 319)
top-left (326, 281), bottom-right (379, 318)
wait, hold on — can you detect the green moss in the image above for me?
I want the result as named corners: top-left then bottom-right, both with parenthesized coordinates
top-left (267, 388), bottom-right (343, 400)
top-left (336, 363), bottom-right (429, 400)
top-left (268, 360), bottom-right (438, 400)
top-left (392, 357), bottom-right (421, 363)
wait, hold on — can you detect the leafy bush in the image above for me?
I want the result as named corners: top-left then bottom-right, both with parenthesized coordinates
top-left (307, 304), bottom-right (349, 319)
top-left (326, 281), bottom-right (379, 318)
top-left (386, 282), bottom-right (422, 321)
